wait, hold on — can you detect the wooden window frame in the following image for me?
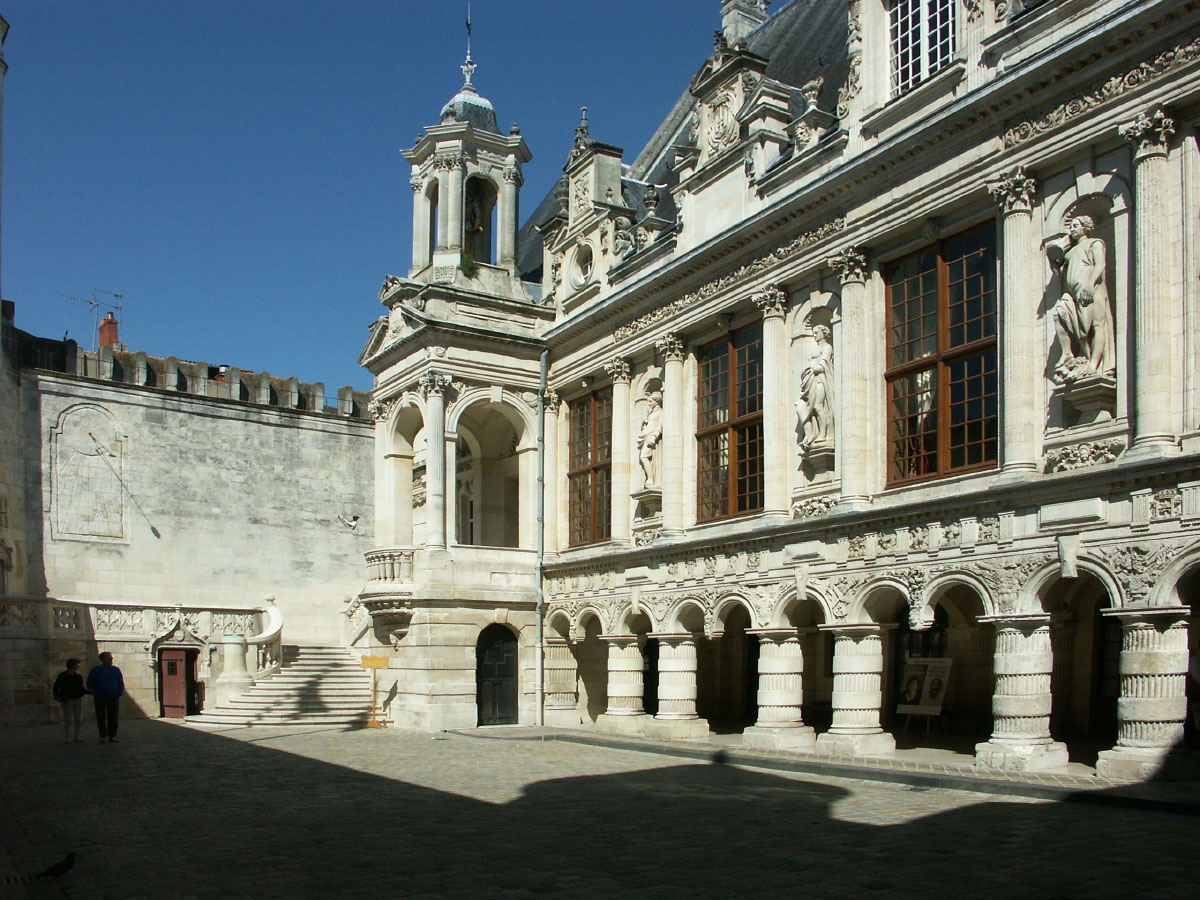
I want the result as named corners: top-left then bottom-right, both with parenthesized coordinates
top-left (885, 221), bottom-right (998, 486)
top-left (696, 322), bottom-right (764, 523)
top-left (888, 0), bottom-right (956, 97)
top-left (567, 388), bottom-right (613, 547)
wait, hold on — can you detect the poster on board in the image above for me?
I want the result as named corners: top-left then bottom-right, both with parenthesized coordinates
top-left (896, 658), bottom-right (953, 715)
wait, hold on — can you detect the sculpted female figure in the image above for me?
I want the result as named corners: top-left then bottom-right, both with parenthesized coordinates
top-left (1048, 214), bottom-right (1115, 382)
top-left (796, 324), bottom-right (834, 455)
top-left (637, 390), bottom-right (663, 488)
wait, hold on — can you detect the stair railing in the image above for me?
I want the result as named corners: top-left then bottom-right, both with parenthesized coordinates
top-left (248, 597), bottom-right (284, 681)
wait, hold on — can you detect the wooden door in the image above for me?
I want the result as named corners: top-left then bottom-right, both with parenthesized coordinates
top-left (160, 649), bottom-right (187, 718)
top-left (477, 625), bottom-right (517, 725)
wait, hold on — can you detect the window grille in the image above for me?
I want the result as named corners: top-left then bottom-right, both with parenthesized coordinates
top-left (889, 0), bottom-right (955, 97)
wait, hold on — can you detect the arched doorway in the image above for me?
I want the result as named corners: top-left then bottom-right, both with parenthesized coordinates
top-left (476, 624), bottom-right (518, 726)
top-left (698, 604), bottom-right (758, 732)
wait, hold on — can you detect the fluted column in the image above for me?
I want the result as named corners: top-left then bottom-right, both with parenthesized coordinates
top-left (447, 155), bottom-right (465, 252)
top-left (829, 249), bottom-right (871, 507)
top-left (1097, 608), bottom-right (1194, 780)
top-left (499, 166), bottom-right (521, 269)
top-left (744, 630), bottom-right (816, 750)
top-left (989, 168), bottom-right (1039, 476)
top-left (597, 636), bottom-right (647, 730)
top-left (1120, 109), bottom-right (1178, 452)
top-left (754, 286), bottom-right (791, 515)
top-left (974, 615), bottom-right (1068, 771)
top-left (542, 390), bottom-right (560, 557)
top-left (543, 637), bottom-right (580, 727)
top-left (607, 358), bottom-right (632, 543)
top-left (411, 175), bottom-right (430, 272)
top-left (657, 334), bottom-right (686, 536)
top-left (645, 634), bottom-right (710, 739)
top-left (815, 625), bottom-right (895, 756)
top-left (419, 372), bottom-right (451, 549)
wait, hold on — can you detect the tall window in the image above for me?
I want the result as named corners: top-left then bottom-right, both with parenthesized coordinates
top-left (886, 222), bottom-right (998, 485)
top-left (697, 323), bottom-right (764, 522)
top-left (889, 0), bottom-right (955, 97)
top-left (568, 389), bottom-right (612, 546)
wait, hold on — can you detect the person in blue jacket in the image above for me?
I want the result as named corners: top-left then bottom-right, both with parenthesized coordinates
top-left (86, 652), bottom-right (125, 742)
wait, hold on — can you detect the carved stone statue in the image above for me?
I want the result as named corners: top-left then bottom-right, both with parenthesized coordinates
top-left (1048, 214), bottom-right (1115, 383)
top-left (637, 390), bottom-right (663, 488)
top-left (795, 324), bottom-right (834, 456)
top-left (612, 217), bottom-right (637, 261)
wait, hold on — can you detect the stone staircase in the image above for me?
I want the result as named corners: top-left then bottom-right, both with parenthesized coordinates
top-left (189, 645), bottom-right (375, 726)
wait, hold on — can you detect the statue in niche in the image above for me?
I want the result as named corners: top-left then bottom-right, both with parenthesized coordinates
top-left (637, 390), bottom-right (663, 488)
top-left (1048, 214), bottom-right (1115, 383)
top-left (795, 324), bottom-right (834, 457)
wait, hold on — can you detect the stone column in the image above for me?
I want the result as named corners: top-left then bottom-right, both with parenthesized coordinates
top-left (1097, 608), bottom-right (1194, 780)
top-left (419, 372), bottom-right (450, 549)
top-left (815, 625), bottom-right (895, 756)
top-left (974, 615), bottom-right (1068, 771)
top-left (753, 286), bottom-right (791, 515)
top-left (744, 630), bottom-right (816, 750)
top-left (447, 155), bottom-right (465, 252)
top-left (411, 175), bottom-right (430, 272)
top-left (597, 636), bottom-right (649, 734)
top-left (989, 167), bottom-right (1040, 476)
top-left (656, 334), bottom-right (686, 536)
top-left (542, 391), bottom-right (560, 557)
top-left (606, 358), bottom-right (632, 543)
top-left (435, 163), bottom-right (450, 251)
top-left (646, 635), bottom-right (709, 739)
top-left (829, 249), bottom-right (871, 508)
top-left (499, 166), bottom-right (521, 269)
top-left (1120, 109), bottom-right (1178, 453)
top-left (543, 637), bottom-right (580, 727)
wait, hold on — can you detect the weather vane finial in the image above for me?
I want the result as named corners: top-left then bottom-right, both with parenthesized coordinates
top-left (461, 3), bottom-right (476, 86)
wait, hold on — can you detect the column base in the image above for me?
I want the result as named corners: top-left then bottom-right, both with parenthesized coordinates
top-left (646, 717), bottom-right (710, 740)
top-left (742, 724), bottom-right (816, 751)
top-left (1124, 438), bottom-right (1180, 462)
top-left (1096, 745), bottom-right (1200, 781)
top-left (544, 707), bottom-right (582, 728)
top-left (815, 730), bottom-right (895, 757)
top-left (975, 739), bottom-right (1069, 772)
top-left (597, 712), bottom-right (651, 735)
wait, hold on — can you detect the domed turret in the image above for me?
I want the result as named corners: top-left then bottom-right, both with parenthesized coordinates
top-left (439, 51), bottom-right (499, 134)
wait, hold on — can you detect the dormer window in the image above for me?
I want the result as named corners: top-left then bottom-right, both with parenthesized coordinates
top-left (889, 0), bottom-right (955, 97)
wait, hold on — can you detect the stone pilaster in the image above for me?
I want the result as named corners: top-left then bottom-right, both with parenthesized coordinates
top-left (744, 630), bottom-right (816, 750)
top-left (988, 167), bottom-right (1039, 476)
top-left (815, 625), bottom-right (895, 756)
top-left (543, 637), bottom-right (580, 727)
top-left (1120, 108), bottom-right (1178, 453)
top-left (974, 615), bottom-right (1069, 771)
top-left (499, 166), bottom-right (522, 269)
top-left (606, 358), bottom-right (632, 544)
top-left (542, 390), bottom-right (560, 557)
top-left (435, 163), bottom-right (450, 251)
top-left (419, 372), bottom-right (451, 549)
top-left (829, 249), bottom-right (871, 508)
top-left (753, 286), bottom-right (791, 516)
top-left (411, 175), bottom-right (430, 272)
top-left (1096, 608), bottom-right (1195, 780)
top-left (446, 155), bottom-right (465, 252)
top-left (657, 334), bottom-right (686, 536)
top-left (646, 634), bottom-right (710, 739)
top-left (597, 635), bottom-right (649, 734)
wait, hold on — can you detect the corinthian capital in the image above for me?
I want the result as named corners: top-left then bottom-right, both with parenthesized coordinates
top-left (828, 248), bottom-right (867, 285)
top-left (1119, 108), bottom-right (1175, 158)
top-left (604, 357), bottom-right (631, 383)
top-left (751, 285), bottom-right (788, 318)
top-left (418, 371), bottom-right (452, 398)
top-left (987, 166), bottom-right (1037, 215)
top-left (656, 334), bottom-right (685, 363)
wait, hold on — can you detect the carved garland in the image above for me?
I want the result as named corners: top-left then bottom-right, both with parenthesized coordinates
top-left (1044, 438), bottom-right (1125, 473)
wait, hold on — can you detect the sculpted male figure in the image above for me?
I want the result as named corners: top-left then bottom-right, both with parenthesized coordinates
top-left (1049, 215), bottom-right (1115, 382)
top-left (637, 391), bottom-right (664, 488)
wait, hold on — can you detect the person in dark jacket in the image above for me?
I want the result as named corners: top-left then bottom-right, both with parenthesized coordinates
top-left (52, 658), bottom-right (88, 743)
top-left (86, 652), bottom-right (125, 742)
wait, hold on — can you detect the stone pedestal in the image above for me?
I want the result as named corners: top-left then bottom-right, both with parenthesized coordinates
top-left (799, 441), bottom-right (835, 479)
top-left (974, 616), bottom-right (1069, 771)
top-left (646, 635), bottom-right (709, 739)
top-left (212, 634), bottom-right (253, 707)
top-left (1096, 609), bottom-right (1196, 780)
top-left (1053, 374), bottom-right (1116, 428)
top-left (597, 636), bottom-right (649, 734)
top-left (743, 630), bottom-right (815, 750)
top-left (815, 626), bottom-right (895, 756)
top-left (543, 638), bottom-right (580, 727)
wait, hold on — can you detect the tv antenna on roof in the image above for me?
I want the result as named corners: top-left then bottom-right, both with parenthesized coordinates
top-left (61, 289), bottom-right (124, 352)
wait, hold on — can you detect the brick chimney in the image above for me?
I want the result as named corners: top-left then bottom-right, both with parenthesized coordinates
top-left (99, 311), bottom-right (119, 349)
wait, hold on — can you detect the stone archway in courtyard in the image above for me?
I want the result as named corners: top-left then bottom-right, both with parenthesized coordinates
top-left (697, 600), bottom-right (758, 733)
top-left (476, 623), bottom-right (518, 726)
top-left (574, 612), bottom-right (608, 724)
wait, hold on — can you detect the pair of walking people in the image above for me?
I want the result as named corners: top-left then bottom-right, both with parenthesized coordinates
top-left (52, 652), bottom-right (125, 743)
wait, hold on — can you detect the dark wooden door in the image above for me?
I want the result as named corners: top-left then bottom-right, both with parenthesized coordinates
top-left (160, 649), bottom-right (187, 718)
top-left (477, 625), bottom-right (518, 725)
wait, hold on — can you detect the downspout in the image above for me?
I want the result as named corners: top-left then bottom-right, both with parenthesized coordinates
top-left (535, 347), bottom-right (549, 726)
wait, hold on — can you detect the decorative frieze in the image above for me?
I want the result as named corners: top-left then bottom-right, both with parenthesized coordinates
top-left (0, 601), bottom-right (40, 631)
top-left (1107, 542), bottom-right (1183, 605)
top-left (792, 494), bottom-right (836, 519)
top-left (52, 606), bottom-right (82, 630)
top-left (1044, 438), bottom-right (1125, 473)
top-left (94, 606), bottom-right (144, 632)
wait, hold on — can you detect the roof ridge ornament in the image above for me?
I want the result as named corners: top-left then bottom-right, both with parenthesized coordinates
top-left (461, 3), bottom-right (476, 88)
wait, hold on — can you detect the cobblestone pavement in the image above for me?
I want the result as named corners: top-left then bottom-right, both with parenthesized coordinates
top-left (1, 720), bottom-right (1194, 900)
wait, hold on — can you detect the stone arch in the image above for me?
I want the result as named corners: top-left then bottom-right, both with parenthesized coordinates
top-left (1144, 540), bottom-right (1200, 609)
top-left (917, 570), bottom-right (997, 629)
top-left (379, 395), bottom-right (426, 547)
top-left (663, 596), bottom-right (708, 635)
top-left (574, 604), bottom-right (609, 638)
top-left (546, 610), bottom-right (572, 641)
top-left (446, 388), bottom-right (537, 448)
top-left (712, 591), bottom-right (757, 633)
top-left (464, 173), bottom-right (499, 265)
top-left (1025, 553), bottom-right (1126, 614)
top-left (848, 576), bottom-right (910, 626)
top-left (771, 581), bottom-right (834, 628)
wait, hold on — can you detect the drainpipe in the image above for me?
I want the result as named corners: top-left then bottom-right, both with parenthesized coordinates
top-left (535, 348), bottom-right (549, 726)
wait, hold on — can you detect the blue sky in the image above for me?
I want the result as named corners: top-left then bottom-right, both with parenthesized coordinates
top-left (1, 0), bottom-right (719, 393)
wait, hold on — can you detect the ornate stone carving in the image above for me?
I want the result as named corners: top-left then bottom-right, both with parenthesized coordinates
top-left (796, 324), bottom-right (834, 458)
top-left (847, 535), bottom-right (866, 558)
top-left (634, 528), bottom-right (661, 546)
top-left (792, 494), bottom-right (836, 519)
top-left (1108, 542), bottom-right (1183, 605)
top-left (1048, 214), bottom-right (1115, 383)
top-left (1119, 107), bottom-right (1176, 157)
top-left (612, 217), bottom-right (637, 262)
top-left (828, 572), bottom-right (872, 621)
top-left (828, 247), bottom-right (867, 284)
top-left (378, 274), bottom-right (403, 301)
top-left (52, 606), bottom-right (81, 630)
top-left (612, 217), bottom-right (845, 341)
top-left (1044, 438), bottom-right (1125, 473)
top-left (637, 389), bottom-right (663, 489)
top-left (367, 397), bottom-right (396, 422)
top-left (604, 358), bottom-right (631, 384)
top-left (941, 521), bottom-right (962, 548)
top-left (543, 389), bottom-right (561, 413)
top-left (572, 173), bottom-right (590, 217)
top-left (418, 371), bottom-right (452, 398)
top-left (93, 606), bottom-right (143, 632)
top-left (963, 0), bottom-right (984, 23)
top-left (706, 88), bottom-right (739, 155)
top-left (970, 554), bottom-right (1055, 614)
top-left (656, 334), bottom-right (685, 362)
top-left (910, 526), bottom-right (929, 552)
top-left (0, 602), bottom-right (40, 630)
top-left (987, 166), bottom-right (1037, 214)
top-left (503, 167), bottom-right (524, 187)
top-left (1003, 38), bottom-right (1200, 148)
top-left (1151, 489), bottom-right (1182, 522)
top-left (877, 532), bottom-right (898, 555)
top-left (751, 285), bottom-right (788, 318)
top-left (979, 517), bottom-right (1000, 544)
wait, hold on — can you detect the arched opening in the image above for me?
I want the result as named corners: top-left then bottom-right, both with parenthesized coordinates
top-left (1042, 573), bottom-right (1119, 764)
top-left (476, 623), bottom-right (518, 726)
top-left (697, 602), bottom-right (758, 732)
top-left (1178, 568), bottom-right (1200, 749)
top-left (464, 176), bottom-right (497, 265)
top-left (574, 613), bottom-right (608, 724)
top-left (627, 612), bottom-right (656, 718)
top-left (454, 401), bottom-right (525, 548)
top-left (783, 594), bottom-right (831, 733)
top-left (427, 180), bottom-right (440, 258)
top-left (384, 405), bottom-right (423, 548)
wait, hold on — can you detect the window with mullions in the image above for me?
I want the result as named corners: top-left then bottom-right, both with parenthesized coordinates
top-left (886, 222), bottom-right (998, 485)
top-left (568, 389), bottom-right (613, 546)
top-left (889, 0), bottom-right (955, 97)
top-left (697, 324), bottom-right (764, 522)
